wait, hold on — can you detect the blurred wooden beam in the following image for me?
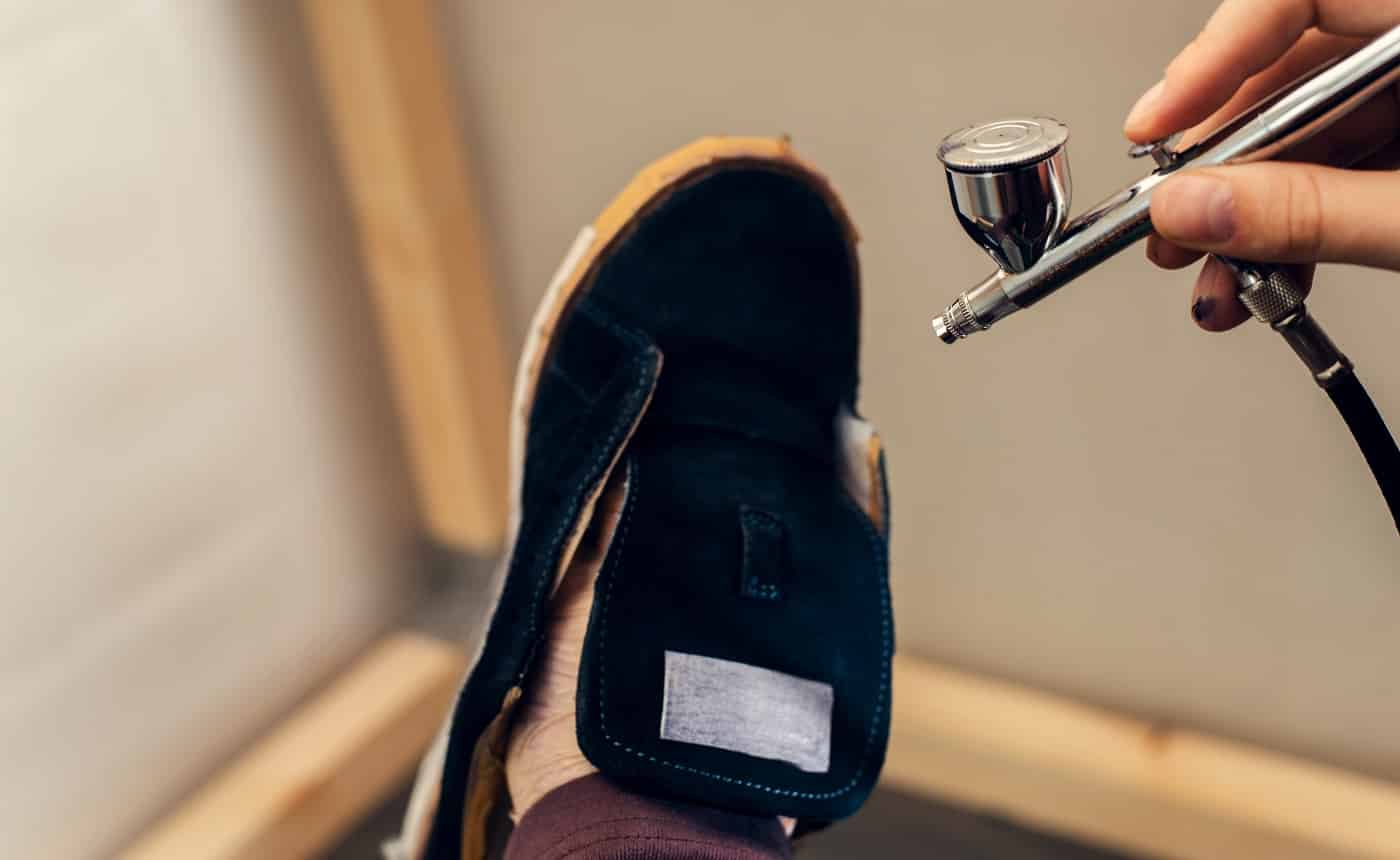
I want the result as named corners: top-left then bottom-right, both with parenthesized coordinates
top-left (125, 639), bottom-right (1400, 860)
top-left (122, 634), bottom-right (464, 860)
top-left (885, 655), bottom-right (1400, 860)
top-left (301, 0), bottom-right (509, 552)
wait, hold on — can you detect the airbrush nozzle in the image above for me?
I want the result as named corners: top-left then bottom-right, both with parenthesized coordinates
top-left (931, 295), bottom-right (981, 344)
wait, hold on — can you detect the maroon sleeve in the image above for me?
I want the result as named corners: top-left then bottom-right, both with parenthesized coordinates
top-left (505, 774), bottom-right (792, 860)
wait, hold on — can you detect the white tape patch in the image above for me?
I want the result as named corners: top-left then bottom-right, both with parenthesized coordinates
top-left (659, 651), bottom-right (833, 773)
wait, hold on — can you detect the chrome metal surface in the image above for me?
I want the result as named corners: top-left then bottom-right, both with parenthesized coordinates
top-left (931, 313), bottom-right (956, 344)
top-left (932, 273), bottom-right (1018, 343)
top-left (939, 117), bottom-right (1072, 273)
top-left (1276, 310), bottom-right (1353, 389)
top-left (939, 117), bottom-right (1070, 172)
top-left (932, 294), bottom-right (982, 343)
top-left (1219, 260), bottom-right (1351, 387)
top-left (931, 24), bottom-right (1400, 343)
top-left (1225, 260), bottom-right (1306, 325)
top-left (1128, 134), bottom-right (1182, 168)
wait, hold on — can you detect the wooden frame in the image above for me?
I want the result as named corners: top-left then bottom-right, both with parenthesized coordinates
top-left (301, 0), bottom-right (510, 553)
top-left (122, 634), bottom-right (464, 860)
top-left (127, 643), bottom-right (1400, 860)
top-left (885, 655), bottom-right (1400, 860)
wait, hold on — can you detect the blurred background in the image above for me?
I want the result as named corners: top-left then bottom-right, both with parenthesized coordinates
top-left (4, 1), bottom-right (1399, 858)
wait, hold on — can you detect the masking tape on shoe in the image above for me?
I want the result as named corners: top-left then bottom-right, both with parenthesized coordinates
top-left (659, 651), bottom-right (832, 774)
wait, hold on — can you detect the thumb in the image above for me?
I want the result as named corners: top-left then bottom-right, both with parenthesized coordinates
top-left (1150, 163), bottom-right (1400, 270)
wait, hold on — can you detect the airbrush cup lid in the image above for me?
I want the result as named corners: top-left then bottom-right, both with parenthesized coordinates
top-left (938, 117), bottom-right (1070, 173)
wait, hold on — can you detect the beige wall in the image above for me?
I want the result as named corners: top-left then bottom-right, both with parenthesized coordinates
top-left (0, 3), bottom-right (415, 857)
top-left (446, 0), bottom-right (1400, 782)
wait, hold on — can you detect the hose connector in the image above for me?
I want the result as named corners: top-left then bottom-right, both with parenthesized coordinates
top-left (1227, 260), bottom-right (1305, 324)
top-left (1221, 258), bottom-right (1353, 389)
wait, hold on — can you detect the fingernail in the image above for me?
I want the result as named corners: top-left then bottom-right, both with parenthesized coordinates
top-left (1159, 175), bottom-right (1236, 244)
top-left (1191, 296), bottom-right (1216, 324)
top-left (1126, 79), bottom-right (1166, 130)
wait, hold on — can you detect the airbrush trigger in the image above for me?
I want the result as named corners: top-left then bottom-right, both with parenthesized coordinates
top-left (1127, 133), bottom-right (1183, 169)
top-left (1127, 135), bottom-right (1352, 386)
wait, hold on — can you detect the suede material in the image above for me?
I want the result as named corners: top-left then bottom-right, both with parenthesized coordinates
top-left (571, 169), bottom-right (889, 821)
top-left (578, 440), bottom-right (889, 821)
top-left (424, 164), bottom-right (890, 859)
top-left (586, 167), bottom-right (861, 438)
top-left (427, 312), bottom-right (661, 860)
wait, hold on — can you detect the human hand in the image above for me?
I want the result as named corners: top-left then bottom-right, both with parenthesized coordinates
top-left (503, 475), bottom-right (797, 834)
top-left (1124, 1), bottom-right (1400, 330)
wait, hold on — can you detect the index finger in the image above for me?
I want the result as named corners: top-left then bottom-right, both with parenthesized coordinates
top-left (1125, 0), bottom-right (1400, 142)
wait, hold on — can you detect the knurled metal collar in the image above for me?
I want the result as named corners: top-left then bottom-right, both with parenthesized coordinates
top-left (939, 294), bottom-right (985, 341)
top-left (938, 117), bottom-right (1070, 174)
top-left (1238, 269), bottom-right (1306, 325)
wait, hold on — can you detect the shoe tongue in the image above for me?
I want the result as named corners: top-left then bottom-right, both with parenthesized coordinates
top-left (645, 351), bottom-right (836, 465)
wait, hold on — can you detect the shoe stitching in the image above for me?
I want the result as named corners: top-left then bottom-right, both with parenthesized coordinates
top-left (527, 312), bottom-right (651, 485)
top-left (428, 307), bottom-right (658, 860)
top-left (594, 457), bottom-right (892, 801)
top-left (738, 507), bottom-right (785, 602)
top-left (518, 348), bottom-right (657, 675)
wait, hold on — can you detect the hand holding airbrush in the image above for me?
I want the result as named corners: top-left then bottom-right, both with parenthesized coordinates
top-left (931, 1), bottom-right (1400, 529)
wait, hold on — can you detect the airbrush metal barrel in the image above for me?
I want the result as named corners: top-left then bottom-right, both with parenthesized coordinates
top-left (935, 23), bottom-right (1400, 344)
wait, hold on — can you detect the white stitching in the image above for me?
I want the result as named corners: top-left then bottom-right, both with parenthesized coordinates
top-left (519, 349), bottom-right (656, 669)
top-left (739, 508), bottom-right (784, 601)
top-left (595, 463), bottom-right (892, 800)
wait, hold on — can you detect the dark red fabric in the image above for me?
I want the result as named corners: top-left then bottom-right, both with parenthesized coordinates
top-left (506, 775), bottom-right (791, 860)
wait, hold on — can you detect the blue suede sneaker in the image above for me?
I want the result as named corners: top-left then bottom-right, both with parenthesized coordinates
top-left (390, 137), bottom-right (892, 860)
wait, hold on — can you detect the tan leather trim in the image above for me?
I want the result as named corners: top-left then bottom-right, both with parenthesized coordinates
top-left (461, 687), bottom-right (520, 860)
top-left (865, 433), bottom-right (886, 536)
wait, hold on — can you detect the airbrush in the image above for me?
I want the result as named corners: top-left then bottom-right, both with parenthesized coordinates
top-left (930, 24), bottom-right (1400, 531)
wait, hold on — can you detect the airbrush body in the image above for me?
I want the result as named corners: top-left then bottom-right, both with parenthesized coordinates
top-left (932, 22), bottom-right (1400, 363)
